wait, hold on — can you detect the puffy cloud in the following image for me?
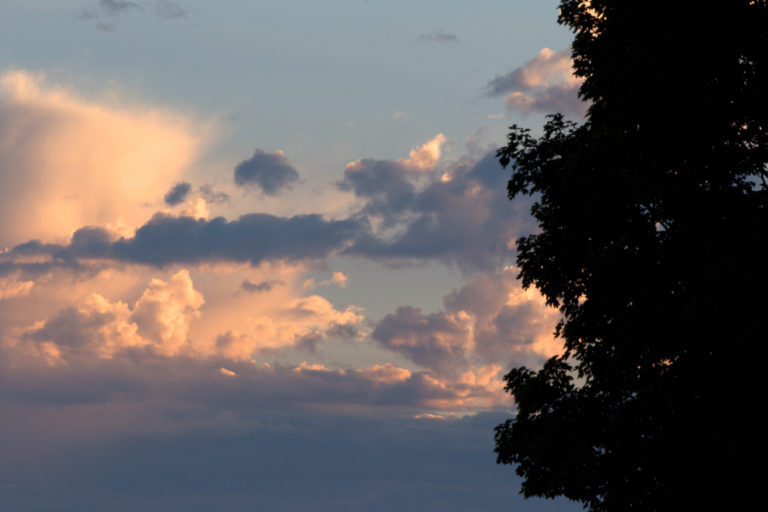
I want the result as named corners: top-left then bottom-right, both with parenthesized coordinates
top-left (399, 133), bottom-right (447, 171)
top-left (372, 268), bottom-right (562, 376)
top-left (373, 307), bottom-right (472, 375)
top-left (486, 48), bottom-right (586, 117)
top-left (163, 182), bottom-right (192, 206)
top-left (17, 269), bottom-right (204, 362)
top-left (213, 294), bottom-right (365, 360)
top-left (343, 151), bottom-right (535, 271)
top-left (338, 158), bottom-right (416, 218)
top-left (0, 70), bottom-right (209, 248)
top-left (234, 149), bottom-right (300, 196)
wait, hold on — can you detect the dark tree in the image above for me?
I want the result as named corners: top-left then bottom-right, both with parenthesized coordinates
top-left (494, 1), bottom-right (768, 510)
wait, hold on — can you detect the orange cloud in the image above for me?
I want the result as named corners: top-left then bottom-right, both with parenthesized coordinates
top-left (0, 70), bottom-right (212, 247)
top-left (400, 133), bottom-right (447, 170)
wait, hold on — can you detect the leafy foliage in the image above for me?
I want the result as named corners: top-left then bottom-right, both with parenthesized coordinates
top-left (494, 1), bottom-right (768, 510)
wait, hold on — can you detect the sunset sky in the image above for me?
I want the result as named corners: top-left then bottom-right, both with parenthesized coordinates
top-left (0, 1), bottom-right (586, 510)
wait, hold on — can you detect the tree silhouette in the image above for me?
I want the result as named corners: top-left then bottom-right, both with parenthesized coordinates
top-left (494, 2), bottom-right (768, 510)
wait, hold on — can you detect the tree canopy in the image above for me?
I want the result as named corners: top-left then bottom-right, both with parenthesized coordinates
top-left (494, 1), bottom-right (768, 510)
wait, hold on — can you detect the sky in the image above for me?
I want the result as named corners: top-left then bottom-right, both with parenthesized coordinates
top-left (0, 1), bottom-right (587, 510)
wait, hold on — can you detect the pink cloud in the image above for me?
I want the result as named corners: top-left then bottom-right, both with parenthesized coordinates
top-left (0, 70), bottom-right (212, 248)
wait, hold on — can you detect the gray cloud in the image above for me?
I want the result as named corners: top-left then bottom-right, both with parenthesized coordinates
top-left (372, 270), bottom-right (560, 376)
top-left (504, 82), bottom-right (587, 117)
top-left (12, 213), bottom-right (362, 267)
top-left (485, 48), bottom-right (586, 118)
top-left (418, 31), bottom-right (459, 43)
top-left (342, 152), bottom-right (535, 271)
top-left (234, 149), bottom-right (300, 195)
top-left (7, 149), bottom-right (532, 273)
top-left (0, 354), bottom-right (580, 512)
top-left (337, 159), bottom-right (416, 221)
top-left (486, 67), bottom-right (529, 97)
top-left (373, 306), bottom-right (471, 375)
top-left (163, 181), bottom-right (192, 206)
top-left (241, 279), bottom-right (283, 293)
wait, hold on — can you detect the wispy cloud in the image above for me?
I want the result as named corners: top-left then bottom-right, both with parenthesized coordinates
top-left (418, 31), bottom-right (459, 43)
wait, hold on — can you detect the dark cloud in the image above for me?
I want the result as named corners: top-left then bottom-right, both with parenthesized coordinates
top-left (7, 149), bottom-right (532, 273)
top-left (163, 181), bottom-right (192, 206)
top-left (325, 322), bottom-right (361, 340)
top-left (12, 213), bottom-right (362, 267)
top-left (418, 31), bottom-right (459, 43)
top-left (23, 307), bottom-right (114, 351)
top-left (241, 279), bottom-right (283, 293)
top-left (486, 67), bottom-right (528, 97)
top-left (0, 369), bottom-right (579, 512)
top-left (234, 149), bottom-right (300, 196)
top-left (337, 159), bottom-right (416, 221)
top-left (373, 306), bottom-right (471, 375)
top-left (342, 152), bottom-right (535, 271)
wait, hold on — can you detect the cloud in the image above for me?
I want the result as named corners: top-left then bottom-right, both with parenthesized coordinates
top-left (373, 306), bottom-right (472, 375)
top-left (12, 212), bottom-right (361, 267)
top-left (372, 268), bottom-right (561, 376)
top-left (342, 151), bottom-right (535, 271)
top-left (400, 133), bottom-right (447, 170)
top-left (0, 401), bottom-right (582, 512)
top-left (418, 31), bottom-right (459, 43)
top-left (163, 182), bottom-right (192, 206)
top-left (0, 70), bottom-right (209, 248)
top-left (303, 271), bottom-right (348, 291)
top-left (18, 269), bottom-right (204, 362)
top-left (485, 47), bottom-right (586, 117)
top-left (241, 279), bottom-right (284, 293)
top-left (234, 149), bottom-right (300, 196)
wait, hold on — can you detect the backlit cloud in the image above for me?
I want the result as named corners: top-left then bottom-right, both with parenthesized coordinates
top-left (486, 47), bottom-right (586, 117)
top-left (373, 268), bottom-right (561, 376)
top-left (0, 70), bottom-right (210, 248)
